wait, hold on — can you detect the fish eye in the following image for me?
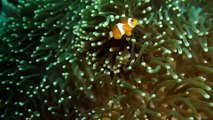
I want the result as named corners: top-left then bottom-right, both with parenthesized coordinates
top-left (131, 19), bottom-right (134, 22)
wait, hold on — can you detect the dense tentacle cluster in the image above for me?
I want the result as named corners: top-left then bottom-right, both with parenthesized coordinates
top-left (73, 1), bottom-right (213, 119)
top-left (0, 0), bottom-right (213, 119)
top-left (0, 0), bottom-right (91, 119)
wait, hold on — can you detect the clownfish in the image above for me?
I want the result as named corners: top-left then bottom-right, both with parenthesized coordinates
top-left (109, 18), bottom-right (138, 40)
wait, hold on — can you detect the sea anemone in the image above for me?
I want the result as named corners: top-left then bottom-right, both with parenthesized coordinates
top-left (0, 0), bottom-right (213, 120)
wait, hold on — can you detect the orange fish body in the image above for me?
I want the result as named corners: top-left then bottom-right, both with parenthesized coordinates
top-left (109, 18), bottom-right (138, 40)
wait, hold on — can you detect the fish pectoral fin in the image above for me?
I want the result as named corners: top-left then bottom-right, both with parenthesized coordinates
top-left (114, 34), bottom-right (122, 39)
top-left (123, 25), bottom-right (129, 31)
top-left (126, 31), bottom-right (132, 36)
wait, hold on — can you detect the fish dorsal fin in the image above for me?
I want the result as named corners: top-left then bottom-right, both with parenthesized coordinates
top-left (120, 18), bottom-right (128, 24)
